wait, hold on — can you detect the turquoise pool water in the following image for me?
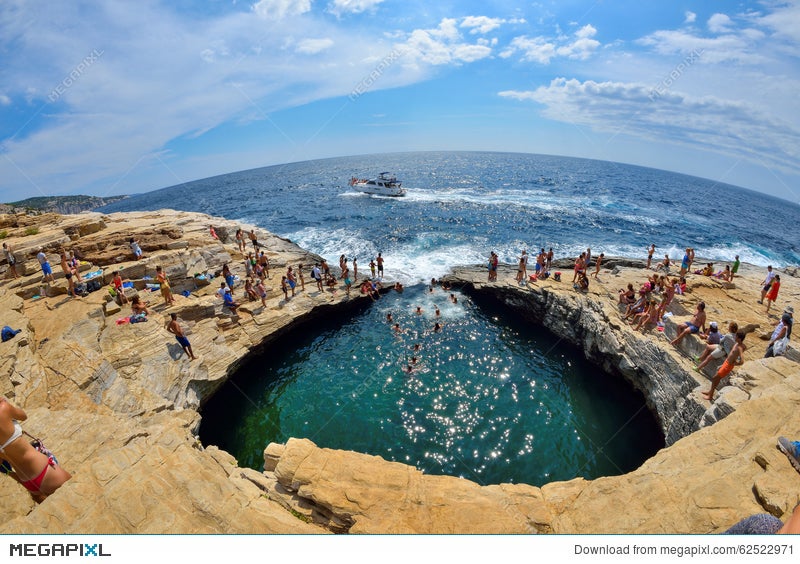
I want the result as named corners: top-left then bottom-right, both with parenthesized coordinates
top-left (200, 284), bottom-right (663, 486)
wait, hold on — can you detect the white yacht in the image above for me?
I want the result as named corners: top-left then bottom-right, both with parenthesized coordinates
top-left (349, 172), bottom-right (406, 197)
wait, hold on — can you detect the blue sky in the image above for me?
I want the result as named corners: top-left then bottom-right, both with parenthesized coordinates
top-left (1, 0), bottom-right (799, 202)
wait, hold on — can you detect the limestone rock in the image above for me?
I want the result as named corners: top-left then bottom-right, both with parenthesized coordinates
top-left (0, 209), bottom-right (798, 535)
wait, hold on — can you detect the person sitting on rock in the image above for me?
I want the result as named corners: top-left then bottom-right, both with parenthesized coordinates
top-left (654, 254), bottom-right (670, 273)
top-left (0, 396), bottom-right (71, 503)
top-left (618, 283), bottom-right (636, 305)
top-left (632, 299), bottom-right (659, 332)
top-left (130, 295), bottom-right (151, 317)
top-left (112, 270), bottom-right (129, 305)
top-left (714, 265), bottom-right (732, 281)
top-left (695, 322), bottom-right (738, 373)
top-left (222, 287), bottom-right (239, 312)
top-left (670, 301), bottom-right (707, 347)
top-left (244, 278), bottom-right (259, 302)
top-left (724, 501), bottom-right (800, 534)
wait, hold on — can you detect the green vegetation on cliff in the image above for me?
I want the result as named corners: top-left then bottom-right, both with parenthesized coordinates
top-left (2, 195), bottom-right (127, 215)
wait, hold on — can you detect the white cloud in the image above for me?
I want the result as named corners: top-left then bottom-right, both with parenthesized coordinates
top-left (707, 13), bottom-right (734, 33)
top-left (252, 0), bottom-right (312, 20)
top-left (637, 28), bottom-right (765, 64)
top-left (461, 16), bottom-right (504, 34)
top-left (501, 36), bottom-right (555, 63)
top-left (574, 23), bottom-right (597, 39)
top-left (499, 78), bottom-right (800, 176)
top-left (754, 1), bottom-right (800, 47)
top-left (0, 2), bottom-right (429, 197)
top-left (328, 0), bottom-right (383, 16)
top-left (502, 24), bottom-right (600, 63)
top-left (296, 38), bottom-right (334, 54)
top-left (397, 18), bottom-right (493, 66)
top-left (459, 16), bottom-right (526, 35)
top-left (684, 11), bottom-right (697, 24)
top-left (0, 94), bottom-right (10, 106)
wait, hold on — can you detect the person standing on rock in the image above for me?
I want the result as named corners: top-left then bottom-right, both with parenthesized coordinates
top-left (258, 251), bottom-right (270, 279)
top-left (764, 275), bottom-right (781, 314)
top-left (376, 253), bottom-right (384, 278)
top-left (155, 266), bottom-right (175, 306)
top-left (312, 264), bottom-right (323, 292)
top-left (590, 253), bottom-right (604, 278)
top-left (60, 251), bottom-right (77, 298)
top-left (646, 244), bottom-right (655, 269)
top-left (0, 396), bottom-right (72, 503)
top-left (758, 265), bottom-right (775, 304)
top-left (2, 243), bottom-right (17, 279)
top-left (701, 330), bottom-right (746, 401)
top-left (516, 251), bottom-right (527, 285)
top-left (167, 313), bottom-right (196, 360)
top-left (36, 248), bottom-right (55, 286)
top-left (249, 229), bottom-right (261, 252)
top-left (731, 255), bottom-right (740, 280)
top-left (235, 228), bottom-right (246, 254)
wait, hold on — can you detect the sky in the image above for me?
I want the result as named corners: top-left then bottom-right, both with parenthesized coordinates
top-left (1, 0), bottom-right (799, 203)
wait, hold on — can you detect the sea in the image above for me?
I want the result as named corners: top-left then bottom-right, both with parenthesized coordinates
top-left (100, 151), bottom-right (800, 486)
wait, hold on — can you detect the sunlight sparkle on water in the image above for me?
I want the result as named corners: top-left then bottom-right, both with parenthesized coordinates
top-left (201, 283), bottom-right (663, 486)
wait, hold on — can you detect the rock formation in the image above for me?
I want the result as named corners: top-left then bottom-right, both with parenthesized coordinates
top-left (0, 209), bottom-right (797, 534)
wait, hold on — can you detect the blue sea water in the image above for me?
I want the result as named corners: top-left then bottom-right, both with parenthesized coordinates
top-left (101, 151), bottom-right (800, 283)
top-left (100, 151), bottom-right (800, 485)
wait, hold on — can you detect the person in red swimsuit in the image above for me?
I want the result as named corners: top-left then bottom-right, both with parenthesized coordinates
top-left (764, 274), bottom-right (781, 314)
top-left (0, 397), bottom-right (71, 502)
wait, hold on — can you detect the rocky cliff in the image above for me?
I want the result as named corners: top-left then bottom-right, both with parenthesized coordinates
top-left (0, 210), bottom-right (797, 534)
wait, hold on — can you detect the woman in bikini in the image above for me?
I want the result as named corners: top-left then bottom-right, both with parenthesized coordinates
top-left (156, 265), bottom-right (175, 306)
top-left (0, 397), bottom-right (71, 502)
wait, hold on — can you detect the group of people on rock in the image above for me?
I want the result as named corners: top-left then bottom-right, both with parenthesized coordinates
top-left (506, 248), bottom-right (557, 286)
top-left (620, 274), bottom-right (682, 331)
top-left (662, 261), bottom-right (793, 401)
top-left (614, 245), bottom-right (794, 403)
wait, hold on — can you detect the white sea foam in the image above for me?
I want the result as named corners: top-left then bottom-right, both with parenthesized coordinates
top-left (283, 226), bottom-right (490, 284)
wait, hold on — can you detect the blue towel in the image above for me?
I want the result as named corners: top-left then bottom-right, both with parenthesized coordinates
top-left (1, 326), bottom-right (22, 342)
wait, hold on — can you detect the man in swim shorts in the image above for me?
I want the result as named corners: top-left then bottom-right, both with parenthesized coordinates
top-left (167, 313), bottom-right (196, 360)
top-left (670, 301), bottom-right (707, 347)
top-left (249, 229), bottom-right (261, 252)
top-left (37, 248), bottom-right (55, 284)
top-left (702, 330), bottom-right (746, 401)
top-left (376, 253), bottom-right (384, 277)
top-left (759, 265), bottom-right (775, 304)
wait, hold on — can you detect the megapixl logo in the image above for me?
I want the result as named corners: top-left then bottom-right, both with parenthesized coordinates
top-left (9, 543), bottom-right (111, 557)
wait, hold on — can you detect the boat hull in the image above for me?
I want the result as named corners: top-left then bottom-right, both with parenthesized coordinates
top-left (352, 183), bottom-right (406, 197)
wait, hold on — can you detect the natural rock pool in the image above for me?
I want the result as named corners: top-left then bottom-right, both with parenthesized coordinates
top-left (200, 284), bottom-right (664, 486)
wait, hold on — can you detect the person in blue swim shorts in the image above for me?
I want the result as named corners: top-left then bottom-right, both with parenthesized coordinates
top-left (167, 313), bottom-right (196, 360)
top-left (671, 301), bottom-right (707, 347)
top-left (36, 248), bottom-right (55, 284)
